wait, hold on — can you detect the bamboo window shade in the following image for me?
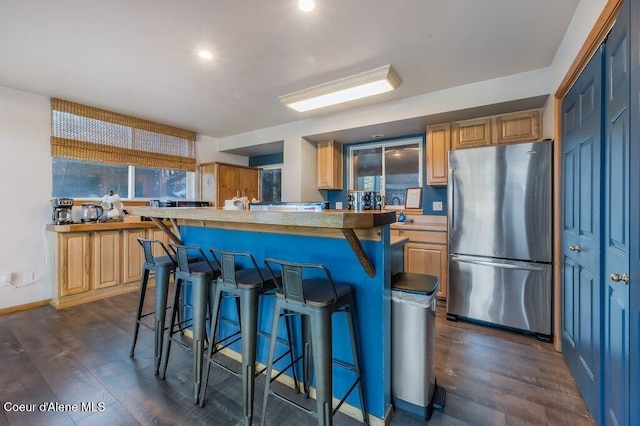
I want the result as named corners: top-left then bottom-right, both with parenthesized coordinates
top-left (51, 99), bottom-right (197, 171)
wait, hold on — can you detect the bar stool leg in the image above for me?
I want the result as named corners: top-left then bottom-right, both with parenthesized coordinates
top-left (160, 278), bottom-right (182, 380)
top-left (261, 298), bottom-right (283, 426)
top-left (310, 309), bottom-right (333, 426)
top-left (153, 264), bottom-right (171, 376)
top-left (199, 284), bottom-right (223, 407)
top-left (302, 315), bottom-right (312, 398)
top-left (191, 275), bottom-right (209, 405)
top-left (239, 289), bottom-right (259, 426)
top-left (130, 269), bottom-right (150, 357)
top-left (345, 294), bottom-right (368, 425)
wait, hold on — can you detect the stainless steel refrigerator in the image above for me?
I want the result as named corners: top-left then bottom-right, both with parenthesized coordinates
top-left (446, 139), bottom-right (552, 337)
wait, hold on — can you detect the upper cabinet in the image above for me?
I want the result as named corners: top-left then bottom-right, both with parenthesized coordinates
top-left (317, 140), bottom-right (343, 190)
top-left (426, 108), bottom-right (542, 186)
top-left (199, 162), bottom-right (261, 208)
top-left (452, 117), bottom-right (493, 150)
top-left (426, 123), bottom-right (451, 186)
top-left (495, 109), bottom-right (541, 144)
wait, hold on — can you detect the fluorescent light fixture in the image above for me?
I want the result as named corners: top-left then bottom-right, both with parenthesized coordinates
top-left (280, 65), bottom-right (402, 112)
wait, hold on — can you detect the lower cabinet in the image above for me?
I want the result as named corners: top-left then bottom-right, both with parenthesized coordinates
top-left (392, 226), bottom-right (448, 299)
top-left (51, 225), bottom-right (167, 309)
top-left (405, 242), bottom-right (448, 299)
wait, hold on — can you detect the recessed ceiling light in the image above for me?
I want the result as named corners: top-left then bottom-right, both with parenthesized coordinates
top-left (372, 134), bottom-right (384, 139)
top-left (198, 50), bottom-right (213, 60)
top-left (298, 0), bottom-right (315, 12)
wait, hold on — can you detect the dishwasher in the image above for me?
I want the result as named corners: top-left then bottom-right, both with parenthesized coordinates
top-left (391, 272), bottom-right (446, 420)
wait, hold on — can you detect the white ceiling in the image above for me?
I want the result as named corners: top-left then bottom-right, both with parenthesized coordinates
top-left (0, 0), bottom-right (580, 143)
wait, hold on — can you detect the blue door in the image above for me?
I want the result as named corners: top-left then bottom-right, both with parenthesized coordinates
top-left (603, 2), bottom-right (630, 424)
top-left (561, 45), bottom-right (604, 422)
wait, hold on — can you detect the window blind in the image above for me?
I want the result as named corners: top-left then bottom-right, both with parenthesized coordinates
top-left (51, 99), bottom-right (196, 171)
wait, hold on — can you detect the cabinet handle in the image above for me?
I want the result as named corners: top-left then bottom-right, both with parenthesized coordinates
top-left (610, 273), bottom-right (629, 284)
top-left (569, 245), bottom-right (581, 252)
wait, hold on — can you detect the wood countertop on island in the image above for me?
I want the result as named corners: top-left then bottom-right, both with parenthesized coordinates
top-left (131, 207), bottom-right (397, 278)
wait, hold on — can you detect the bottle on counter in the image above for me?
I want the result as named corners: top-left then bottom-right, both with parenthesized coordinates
top-left (398, 211), bottom-right (406, 223)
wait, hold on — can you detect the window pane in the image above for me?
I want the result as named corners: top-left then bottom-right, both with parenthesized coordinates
top-left (353, 147), bottom-right (382, 191)
top-left (385, 144), bottom-right (420, 205)
top-left (261, 168), bottom-right (281, 202)
top-left (135, 167), bottom-right (187, 198)
top-left (52, 157), bottom-right (128, 198)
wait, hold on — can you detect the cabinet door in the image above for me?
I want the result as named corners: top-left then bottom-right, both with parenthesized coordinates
top-left (216, 163), bottom-right (238, 208)
top-left (452, 117), bottom-right (492, 150)
top-left (317, 140), bottom-right (343, 189)
top-left (198, 163), bottom-right (217, 205)
top-left (93, 230), bottom-right (121, 289)
top-left (495, 109), bottom-right (541, 144)
top-left (404, 242), bottom-right (448, 299)
top-left (426, 123), bottom-right (451, 186)
top-left (59, 233), bottom-right (91, 296)
top-left (148, 227), bottom-right (170, 257)
top-left (237, 167), bottom-right (261, 201)
top-left (122, 229), bottom-right (146, 284)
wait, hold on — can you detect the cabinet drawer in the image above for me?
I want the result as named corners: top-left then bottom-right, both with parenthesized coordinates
top-left (394, 229), bottom-right (447, 244)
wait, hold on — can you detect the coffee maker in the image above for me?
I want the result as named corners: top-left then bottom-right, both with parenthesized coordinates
top-left (51, 198), bottom-right (74, 225)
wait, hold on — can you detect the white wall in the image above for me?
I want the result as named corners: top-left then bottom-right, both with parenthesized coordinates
top-left (0, 85), bottom-right (53, 309)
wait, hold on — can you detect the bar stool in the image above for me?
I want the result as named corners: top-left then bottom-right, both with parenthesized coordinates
top-left (161, 243), bottom-right (220, 404)
top-left (199, 249), bottom-right (298, 426)
top-left (261, 258), bottom-right (368, 426)
top-left (129, 238), bottom-right (176, 376)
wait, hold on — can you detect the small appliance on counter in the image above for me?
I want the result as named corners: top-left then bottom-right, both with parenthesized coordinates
top-left (347, 191), bottom-right (384, 211)
top-left (51, 198), bottom-right (74, 225)
top-left (81, 203), bottom-right (104, 223)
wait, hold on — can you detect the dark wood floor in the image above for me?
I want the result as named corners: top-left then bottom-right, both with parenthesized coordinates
top-left (0, 293), bottom-right (593, 425)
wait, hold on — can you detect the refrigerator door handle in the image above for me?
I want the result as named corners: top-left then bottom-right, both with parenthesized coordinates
top-left (450, 256), bottom-right (547, 272)
top-left (448, 167), bottom-right (454, 233)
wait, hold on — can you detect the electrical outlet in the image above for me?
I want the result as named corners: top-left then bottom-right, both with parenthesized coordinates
top-left (432, 201), bottom-right (443, 211)
top-left (1, 273), bottom-right (13, 287)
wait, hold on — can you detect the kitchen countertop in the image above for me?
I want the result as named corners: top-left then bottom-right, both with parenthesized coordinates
top-left (390, 215), bottom-right (447, 232)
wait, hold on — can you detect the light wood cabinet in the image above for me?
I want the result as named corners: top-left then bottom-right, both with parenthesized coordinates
top-left (495, 109), bottom-right (541, 144)
top-left (317, 140), bottom-right (343, 190)
top-left (123, 229), bottom-right (146, 284)
top-left (49, 223), bottom-right (163, 309)
top-left (199, 162), bottom-right (261, 208)
top-left (59, 233), bottom-right (91, 297)
top-left (93, 230), bottom-right (120, 289)
top-left (426, 123), bottom-right (450, 186)
top-left (426, 108), bottom-right (543, 186)
top-left (452, 117), bottom-right (493, 150)
top-left (392, 224), bottom-right (448, 299)
top-left (405, 242), bottom-right (448, 299)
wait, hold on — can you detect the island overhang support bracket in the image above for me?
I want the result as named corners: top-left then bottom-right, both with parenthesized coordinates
top-left (341, 228), bottom-right (376, 278)
top-left (150, 217), bottom-right (183, 245)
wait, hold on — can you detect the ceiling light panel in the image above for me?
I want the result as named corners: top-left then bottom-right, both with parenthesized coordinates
top-left (280, 65), bottom-right (402, 112)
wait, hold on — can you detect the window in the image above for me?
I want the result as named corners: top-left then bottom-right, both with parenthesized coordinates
top-left (260, 165), bottom-right (282, 203)
top-left (349, 136), bottom-right (423, 206)
top-left (50, 99), bottom-right (196, 199)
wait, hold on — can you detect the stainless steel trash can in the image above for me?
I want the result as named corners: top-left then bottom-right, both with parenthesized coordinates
top-left (391, 272), bottom-right (444, 420)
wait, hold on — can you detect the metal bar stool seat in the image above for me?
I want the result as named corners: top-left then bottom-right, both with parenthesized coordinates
top-left (129, 238), bottom-right (179, 376)
top-left (161, 244), bottom-right (220, 404)
top-left (261, 258), bottom-right (368, 426)
top-left (199, 249), bottom-right (298, 426)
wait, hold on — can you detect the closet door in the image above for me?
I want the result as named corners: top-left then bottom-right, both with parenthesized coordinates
top-left (603, 2), bottom-right (630, 424)
top-left (561, 45), bottom-right (604, 421)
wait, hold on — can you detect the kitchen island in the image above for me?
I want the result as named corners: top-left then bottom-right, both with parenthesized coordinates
top-left (132, 206), bottom-right (397, 424)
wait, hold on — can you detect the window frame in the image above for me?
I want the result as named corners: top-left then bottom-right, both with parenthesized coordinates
top-left (347, 136), bottom-right (424, 202)
top-left (258, 163), bottom-right (283, 203)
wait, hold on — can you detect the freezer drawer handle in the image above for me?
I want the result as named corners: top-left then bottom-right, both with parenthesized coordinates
top-left (450, 256), bottom-right (546, 271)
top-left (568, 245), bottom-right (581, 252)
top-left (610, 272), bottom-right (629, 284)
